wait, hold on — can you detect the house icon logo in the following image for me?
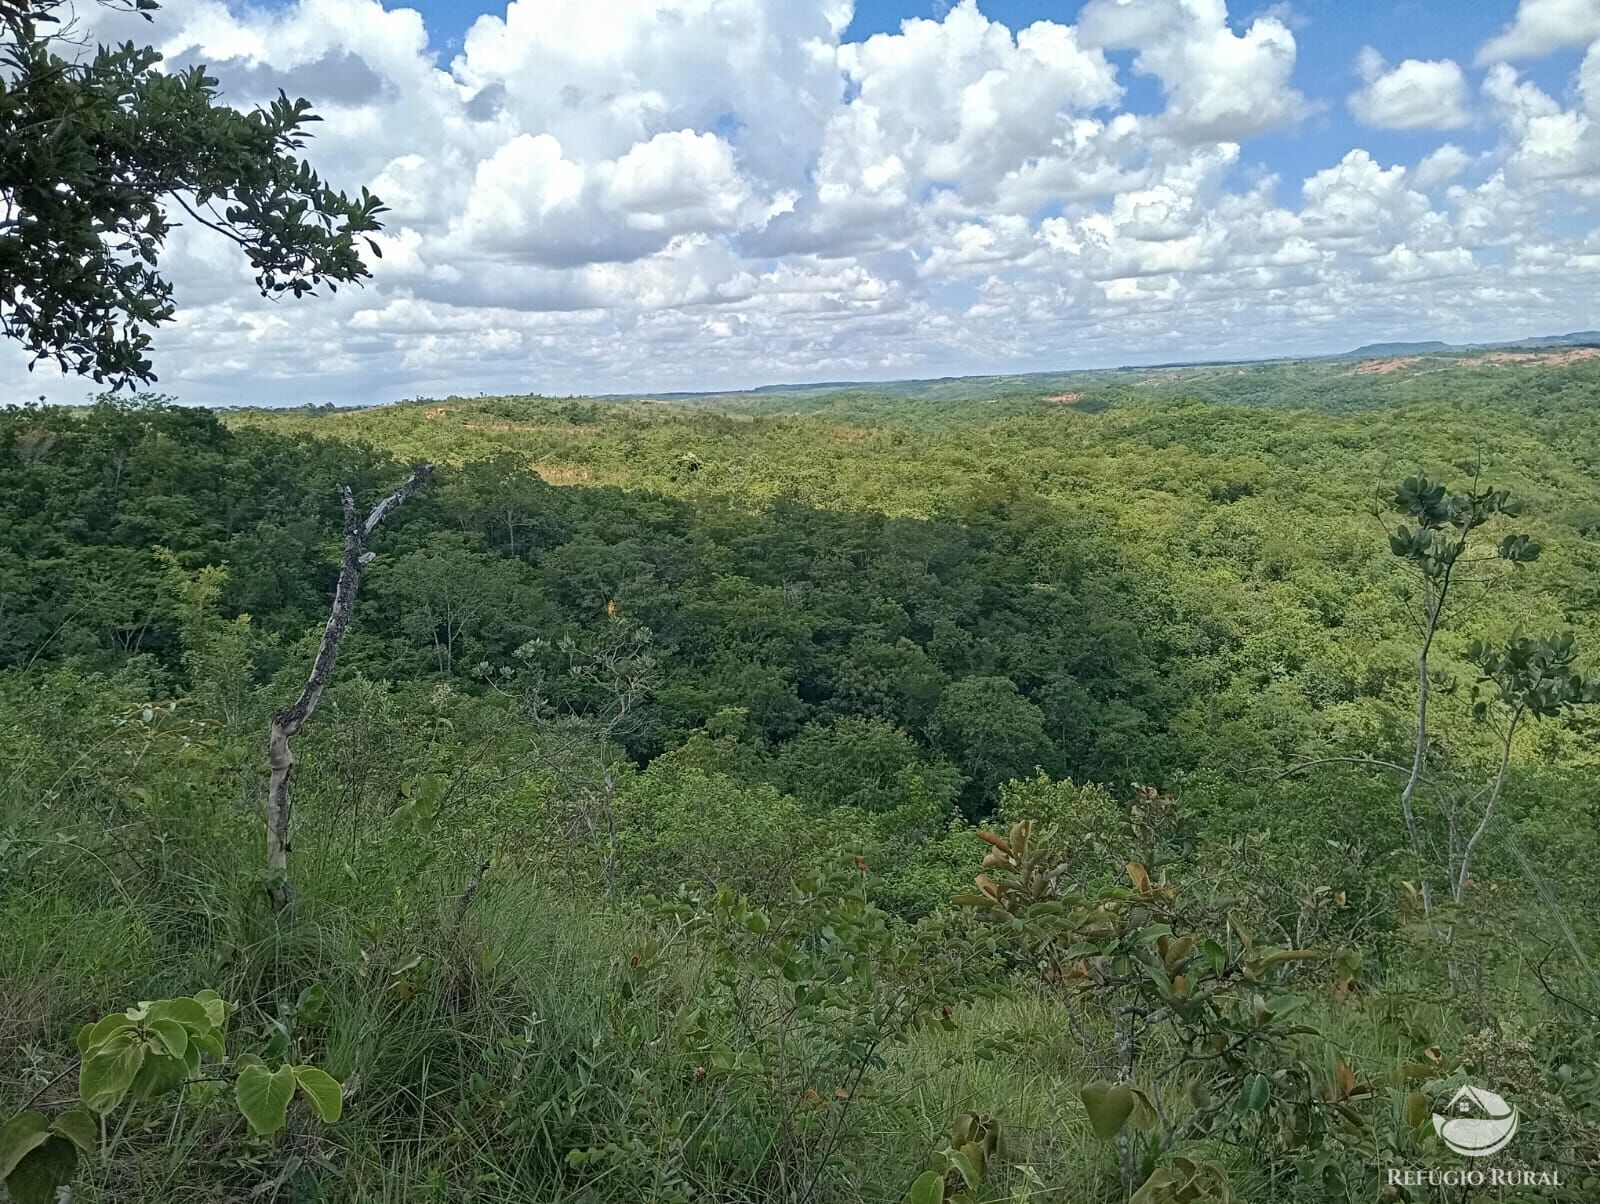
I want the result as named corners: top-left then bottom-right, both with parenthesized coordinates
top-left (1433, 1085), bottom-right (1519, 1157)
top-left (1389, 1083), bottom-right (1555, 1186)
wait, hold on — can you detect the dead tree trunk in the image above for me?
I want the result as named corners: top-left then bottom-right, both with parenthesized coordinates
top-left (265, 464), bottom-right (432, 911)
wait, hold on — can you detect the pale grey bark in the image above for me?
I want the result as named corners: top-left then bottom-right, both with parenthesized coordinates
top-left (265, 464), bottom-right (432, 911)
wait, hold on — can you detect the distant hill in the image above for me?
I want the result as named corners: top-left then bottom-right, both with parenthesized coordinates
top-left (1341, 331), bottom-right (1600, 357)
top-left (582, 331), bottom-right (1600, 408)
top-left (1343, 340), bottom-right (1452, 357)
top-left (1503, 330), bottom-right (1600, 348)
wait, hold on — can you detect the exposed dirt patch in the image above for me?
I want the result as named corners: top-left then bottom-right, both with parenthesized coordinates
top-left (1482, 347), bottom-right (1600, 366)
top-left (425, 407), bottom-right (447, 420)
top-left (1044, 391), bottom-right (1084, 404)
top-left (1349, 356), bottom-right (1421, 375)
top-left (535, 464), bottom-right (593, 485)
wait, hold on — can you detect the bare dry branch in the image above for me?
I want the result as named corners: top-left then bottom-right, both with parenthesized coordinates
top-left (265, 463), bottom-right (432, 911)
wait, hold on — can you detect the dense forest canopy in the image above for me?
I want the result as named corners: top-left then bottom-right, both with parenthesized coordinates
top-left (4, 353), bottom-right (1600, 1202)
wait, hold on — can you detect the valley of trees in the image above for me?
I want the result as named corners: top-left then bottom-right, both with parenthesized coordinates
top-left (4, 365), bottom-right (1600, 1202)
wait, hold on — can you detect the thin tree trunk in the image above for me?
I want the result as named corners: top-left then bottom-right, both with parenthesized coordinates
top-left (1115, 1006), bottom-right (1136, 1200)
top-left (1399, 562), bottom-right (1456, 936)
top-left (265, 465), bottom-right (432, 911)
top-left (1400, 644), bottom-right (1435, 911)
top-left (1453, 709), bottom-right (1522, 908)
top-left (598, 725), bottom-right (621, 898)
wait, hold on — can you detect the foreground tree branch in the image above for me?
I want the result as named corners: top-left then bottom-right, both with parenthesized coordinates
top-left (1, 1), bottom-right (387, 386)
top-left (265, 464), bottom-right (432, 910)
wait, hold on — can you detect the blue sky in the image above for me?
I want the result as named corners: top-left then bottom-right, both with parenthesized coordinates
top-left (379, 0), bottom-right (1584, 202)
top-left (388, 3), bottom-right (1578, 136)
top-left (9, 0), bottom-right (1600, 405)
top-left (391, 0), bottom-right (1528, 65)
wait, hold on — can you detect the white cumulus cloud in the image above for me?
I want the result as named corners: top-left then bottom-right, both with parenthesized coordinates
top-left (1078, 0), bottom-right (1309, 142)
top-left (4, 0), bottom-right (1600, 405)
top-left (1478, 0), bottom-right (1600, 63)
top-left (1350, 48), bottom-right (1471, 130)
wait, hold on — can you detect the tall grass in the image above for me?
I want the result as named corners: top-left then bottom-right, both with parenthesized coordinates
top-left (4, 674), bottom-right (1597, 1203)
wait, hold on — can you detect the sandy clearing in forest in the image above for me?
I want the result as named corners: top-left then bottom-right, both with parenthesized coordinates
top-left (1482, 347), bottom-right (1600, 366)
top-left (1343, 346), bottom-right (1600, 375)
top-left (1349, 357), bottom-right (1421, 375)
top-left (533, 464), bottom-right (593, 484)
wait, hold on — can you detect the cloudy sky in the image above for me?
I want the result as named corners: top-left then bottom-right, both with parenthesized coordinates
top-left (11, 0), bottom-right (1600, 405)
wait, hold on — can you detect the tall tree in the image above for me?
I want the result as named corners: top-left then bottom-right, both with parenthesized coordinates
top-left (1382, 474), bottom-right (1541, 932)
top-left (0, 0), bottom-right (385, 386)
